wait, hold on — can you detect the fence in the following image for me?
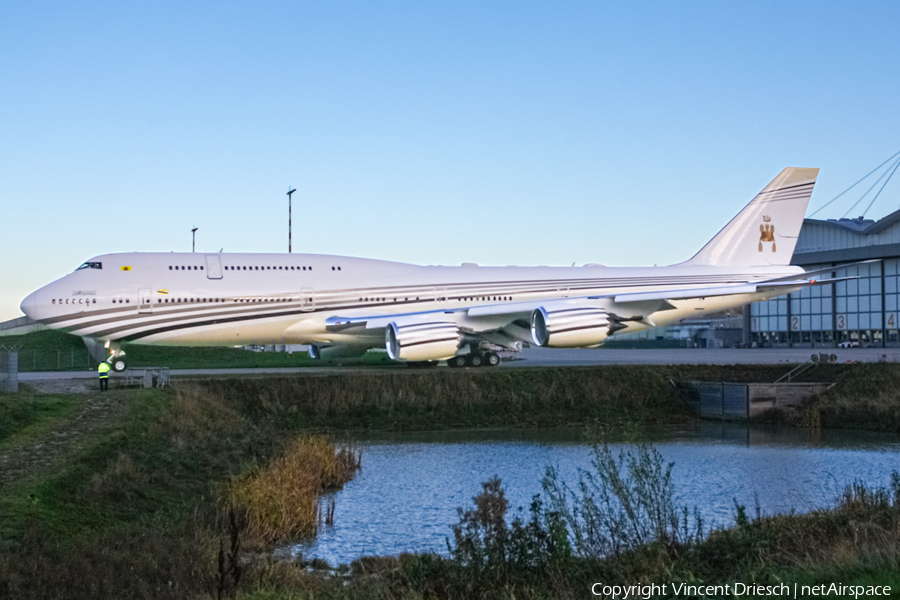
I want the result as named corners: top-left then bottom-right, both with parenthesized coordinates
top-left (13, 348), bottom-right (95, 372)
top-left (0, 350), bottom-right (18, 393)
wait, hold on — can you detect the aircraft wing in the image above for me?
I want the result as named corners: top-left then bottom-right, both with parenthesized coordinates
top-left (316, 259), bottom-right (876, 359)
top-left (321, 295), bottom-right (676, 359)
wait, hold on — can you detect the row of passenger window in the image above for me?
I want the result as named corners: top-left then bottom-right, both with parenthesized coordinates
top-left (458, 296), bottom-right (513, 302)
top-left (53, 294), bottom-right (514, 309)
top-left (168, 265), bottom-right (345, 272)
top-left (356, 295), bottom-right (515, 303)
top-left (158, 298), bottom-right (226, 304)
top-left (224, 265), bottom-right (344, 271)
top-left (225, 265), bottom-right (316, 271)
top-left (155, 297), bottom-right (307, 304)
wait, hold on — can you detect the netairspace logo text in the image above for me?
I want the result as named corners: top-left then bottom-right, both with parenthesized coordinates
top-left (590, 582), bottom-right (892, 599)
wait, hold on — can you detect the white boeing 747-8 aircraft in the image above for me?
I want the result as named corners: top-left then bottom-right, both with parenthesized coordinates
top-left (21, 167), bottom-right (840, 371)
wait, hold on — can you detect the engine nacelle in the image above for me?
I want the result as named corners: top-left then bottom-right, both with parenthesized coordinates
top-left (308, 344), bottom-right (369, 360)
top-left (386, 321), bottom-right (460, 361)
top-left (530, 306), bottom-right (611, 348)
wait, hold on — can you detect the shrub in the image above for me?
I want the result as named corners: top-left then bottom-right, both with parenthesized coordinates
top-left (449, 477), bottom-right (571, 580)
top-left (543, 433), bottom-right (704, 559)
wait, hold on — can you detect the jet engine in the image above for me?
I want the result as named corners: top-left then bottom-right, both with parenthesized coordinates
top-left (308, 344), bottom-right (369, 359)
top-left (530, 306), bottom-right (623, 348)
top-left (386, 321), bottom-right (461, 361)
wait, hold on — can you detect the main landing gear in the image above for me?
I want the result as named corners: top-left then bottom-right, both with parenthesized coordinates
top-left (447, 351), bottom-right (501, 368)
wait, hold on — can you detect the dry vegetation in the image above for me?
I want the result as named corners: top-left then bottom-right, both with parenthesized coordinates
top-left (191, 366), bottom-right (696, 432)
top-left (229, 436), bottom-right (361, 543)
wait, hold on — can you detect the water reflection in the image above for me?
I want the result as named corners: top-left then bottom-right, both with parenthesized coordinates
top-left (291, 424), bottom-right (900, 566)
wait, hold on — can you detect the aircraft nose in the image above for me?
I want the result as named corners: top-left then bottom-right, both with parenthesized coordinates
top-left (20, 290), bottom-right (38, 320)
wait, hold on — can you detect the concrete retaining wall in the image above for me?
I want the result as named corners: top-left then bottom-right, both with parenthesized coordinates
top-left (683, 381), bottom-right (833, 420)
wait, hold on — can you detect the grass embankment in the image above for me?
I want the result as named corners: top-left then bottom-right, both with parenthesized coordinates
top-left (1, 366), bottom-right (898, 598)
top-left (755, 362), bottom-right (900, 433)
top-left (195, 366), bottom-right (701, 430)
top-left (0, 393), bottom-right (80, 448)
top-left (0, 383), bottom-right (363, 599)
top-left (0, 367), bottom-right (697, 598)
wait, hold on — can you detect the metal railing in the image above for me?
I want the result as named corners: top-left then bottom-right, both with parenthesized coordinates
top-left (123, 367), bottom-right (171, 389)
top-left (774, 352), bottom-right (838, 383)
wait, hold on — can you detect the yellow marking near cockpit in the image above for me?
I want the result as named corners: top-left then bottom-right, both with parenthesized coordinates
top-left (121, 266), bottom-right (132, 271)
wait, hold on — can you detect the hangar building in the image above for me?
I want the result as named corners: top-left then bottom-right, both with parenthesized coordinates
top-left (749, 210), bottom-right (900, 348)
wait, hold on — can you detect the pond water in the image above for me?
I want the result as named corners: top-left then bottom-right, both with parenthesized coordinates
top-left (290, 424), bottom-right (900, 566)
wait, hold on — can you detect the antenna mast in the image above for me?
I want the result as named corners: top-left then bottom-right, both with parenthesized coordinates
top-left (287, 187), bottom-right (296, 253)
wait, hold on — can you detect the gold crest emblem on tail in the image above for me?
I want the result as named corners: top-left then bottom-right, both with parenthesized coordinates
top-left (759, 215), bottom-right (775, 252)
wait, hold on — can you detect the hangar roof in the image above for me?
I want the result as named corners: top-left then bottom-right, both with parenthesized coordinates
top-left (792, 208), bottom-right (900, 265)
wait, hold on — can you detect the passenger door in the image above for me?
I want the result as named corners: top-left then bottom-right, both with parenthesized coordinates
top-left (300, 288), bottom-right (315, 312)
top-left (138, 288), bottom-right (153, 314)
top-left (205, 254), bottom-right (223, 279)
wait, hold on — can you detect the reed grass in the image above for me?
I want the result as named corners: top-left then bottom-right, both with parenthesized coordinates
top-left (228, 436), bottom-right (361, 543)
top-left (189, 363), bottom-right (856, 433)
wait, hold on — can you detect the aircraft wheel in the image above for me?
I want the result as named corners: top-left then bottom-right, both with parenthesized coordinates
top-left (484, 352), bottom-right (501, 367)
top-left (111, 358), bottom-right (128, 372)
top-left (467, 353), bottom-right (483, 368)
top-left (448, 355), bottom-right (468, 368)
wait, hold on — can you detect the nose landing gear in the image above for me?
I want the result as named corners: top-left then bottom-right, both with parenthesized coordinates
top-left (104, 343), bottom-right (128, 372)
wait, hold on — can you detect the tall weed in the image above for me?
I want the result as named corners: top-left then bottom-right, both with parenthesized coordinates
top-left (449, 477), bottom-right (571, 581)
top-left (543, 432), bottom-right (703, 558)
top-left (229, 436), bottom-right (361, 544)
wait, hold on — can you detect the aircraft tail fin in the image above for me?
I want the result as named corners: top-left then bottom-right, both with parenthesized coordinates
top-left (683, 167), bottom-right (819, 267)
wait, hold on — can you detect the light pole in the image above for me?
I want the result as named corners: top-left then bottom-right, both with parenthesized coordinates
top-left (191, 227), bottom-right (198, 252)
top-left (286, 187), bottom-right (296, 253)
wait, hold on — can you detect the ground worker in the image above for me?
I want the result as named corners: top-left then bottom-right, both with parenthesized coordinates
top-left (98, 360), bottom-right (111, 391)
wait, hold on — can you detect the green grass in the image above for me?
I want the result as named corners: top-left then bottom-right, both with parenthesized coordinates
top-left (753, 362), bottom-right (900, 433)
top-left (0, 390), bottom-right (182, 541)
top-left (0, 393), bottom-right (79, 449)
top-left (0, 384), bottom-right (280, 598)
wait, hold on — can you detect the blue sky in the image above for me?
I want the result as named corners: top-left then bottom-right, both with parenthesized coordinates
top-left (2, 1), bottom-right (899, 321)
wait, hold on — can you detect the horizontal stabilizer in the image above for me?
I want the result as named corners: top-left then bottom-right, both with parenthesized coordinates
top-left (613, 277), bottom-right (850, 305)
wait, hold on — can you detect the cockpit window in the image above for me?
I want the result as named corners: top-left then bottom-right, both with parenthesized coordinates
top-left (76, 262), bottom-right (103, 271)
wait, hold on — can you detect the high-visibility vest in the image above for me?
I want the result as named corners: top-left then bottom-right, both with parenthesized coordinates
top-left (98, 362), bottom-right (111, 378)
